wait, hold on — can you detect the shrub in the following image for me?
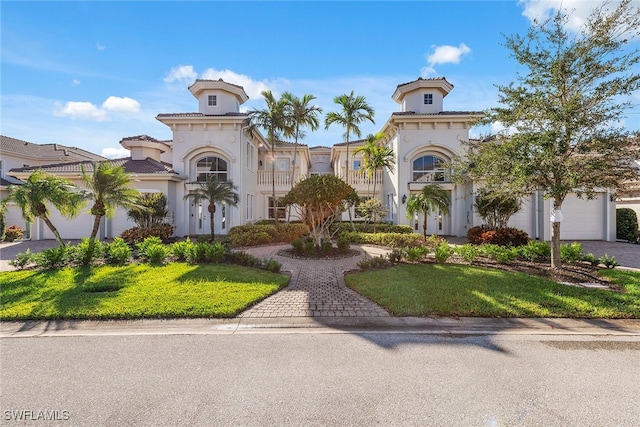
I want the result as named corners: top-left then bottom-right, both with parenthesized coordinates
top-left (342, 231), bottom-right (423, 248)
top-left (320, 239), bottom-right (333, 255)
top-left (9, 249), bottom-right (36, 270)
top-left (291, 238), bottom-right (304, 254)
top-left (474, 188), bottom-right (521, 229)
top-left (303, 238), bottom-right (316, 256)
top-left (582, 253), bottom-right (600, 267)
top-left (144, 244), bottom-right (170, 265)
top-left (357, 256), bottom-right (391, 270)
top-left (278, 223), bottom-right (310, 243)
top-left (616, 208), bottom-right (639, 242)
top-left (35, 246), bottom-right (70, 270)
top-left (517, 241), bottom-right (551, 262)
top-left (560, 242), bottom-right (584, 264)
top-left (336, 235), bottom-right (351, 252)
top-left (171, 239), bottom-right (193, 262)
top-left (187, 242), bottom-right (227, 264)
top-left (387, 248), bottom-right (406, 263)
top-left (0, 211), bottom-right (5, 241)
top-left (262, 258), bottom-right (282, 273)
top-left (481, 244), bottom-right (518, 264)
top-left (119, 224), bottom-right (174, 245)
top-left (227, 224), bottom-right (277, 246)
top-left (467, 226), bottom-right (529, 247)
top-left (4, 225), bottom-right (24, 242)
top-left (332, 222), bottom-right (414, 235)
top-left (69, 238), bottom-right (104, 267)
top-left (599, 253), bottom-right (619, 269)
top-left (406, 246), bottom-right (430, 262)
top-left (454, 244), bottom-right (480, 264)
top-left (434, 242), bottom-right (453, 264)
top-left (226, 251), bottom-right (262, 268)
top-left (136, 236), bottom-right (164, 259)
top-left (105, 238), bottom-right (132, 266)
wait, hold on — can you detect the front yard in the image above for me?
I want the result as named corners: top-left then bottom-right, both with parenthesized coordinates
top-left (0, 263), bottom-right (289, 320)
top-left (345, 265), bottom-right (640, 318)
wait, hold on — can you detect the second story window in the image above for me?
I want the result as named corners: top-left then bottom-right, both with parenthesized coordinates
top-left (412, 155), bottom-right (447, 182)
top-left (208, 95), bottom-right (217, 106)
top-left (196, 156), bottom-right (227, 182)
top-left (424, 93), bottom-right (433, 105)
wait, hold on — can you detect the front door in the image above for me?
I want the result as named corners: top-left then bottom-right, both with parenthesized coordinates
top-left (412, 207), bottom-right (450, 236)
top-left (190, 200), bottom-right (228, 237)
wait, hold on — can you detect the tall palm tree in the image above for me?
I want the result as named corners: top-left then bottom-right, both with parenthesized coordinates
top-left (7, 169), bottom-right (85, 246)
top-left (353, 132), bottom-right (395, 198)
top-left (281, 92), bottom-right (322, 188)
top-left (82, 162), bottom-right (141, 243)
top-left (405, 184), bottom-right (450, 239)
top-left (183, 176), bottom-right (238, 241)
top-left (247, 91), bottom-right (292, 228)
top-left (325, 91), bottom-right (375, 184)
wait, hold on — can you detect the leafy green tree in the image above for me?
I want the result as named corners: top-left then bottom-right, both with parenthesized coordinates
top-left (82, 162), bottom-right (141, 243)
top-left (127, 193), bottom-right (169, 228)
top-left (405, 184), bottom-right (450, 239)
top-left (353, 132), bottom-right (395, 198)
top-left (325, 91), bottom-right (375, 183)
top-left (457, 0), bottom-right (640, 268)
top-left (282, 92), bottom-right (322, 188)
top-left (282, 174), bottom-right (355, 247)
top-left (7, 170), bottom-right (84, 246)
top-left (247, 91), bottom-right (292, 229)
top-left (183, 175), bottom-right (239, 241)
top-left (474, 188), bottom-right (521, 230)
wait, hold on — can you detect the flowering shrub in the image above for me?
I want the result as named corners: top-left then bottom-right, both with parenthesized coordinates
top-left (4, 225), bottom-right (23, 242)
top-left (467, 226), bottom-right (529, 247)
top-left (120, 224), bottom-right (174, 245)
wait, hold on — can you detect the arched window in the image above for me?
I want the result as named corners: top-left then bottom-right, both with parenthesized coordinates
top-left (412, 155), bottom-right (448, 182)
top-left (196, 156), bottom-right (227, 182)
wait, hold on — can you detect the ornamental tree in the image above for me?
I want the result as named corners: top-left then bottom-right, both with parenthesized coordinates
top-left (282, 174), bottom-right (355, 247)
top-left (457, 0), bottom-right (640, 268)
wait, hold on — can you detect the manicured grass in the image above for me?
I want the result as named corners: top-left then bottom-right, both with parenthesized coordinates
top-left (345, 264), bottom-right (640, 318)
top-left (0, 263), bottom-right (289, 320)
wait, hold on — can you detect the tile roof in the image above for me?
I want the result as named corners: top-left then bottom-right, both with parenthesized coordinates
top-left (189, 78), bottom-right (246, 91)
top-left (1, 176), bottom-right (23, 186)
top-left (392, 111), bottom-right (483, 116)
top-left (9, 158), bottom-right (177, 175)
top-left (395, 77), bottom-right (450, 89)
top-left (332, 139), bottom-right (367, 147)
top-left (1, 135), bottom-right (106, 161)
top-left (156, 112), bottom-right (248, 118)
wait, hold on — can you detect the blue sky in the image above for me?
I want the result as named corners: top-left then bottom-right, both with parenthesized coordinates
top-left (2, 1), bottom-right (639, 158)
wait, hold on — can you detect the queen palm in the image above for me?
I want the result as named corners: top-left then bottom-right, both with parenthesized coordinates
top-left (247, 91), bottom-right (291, 228)
top-left (7, 169), bottom-right (84, 246)
top-left (183, 175), bottom-right (238, 241)
top-left (82, 162), bottom-right (141, 244)
top-left (281, 92), bottom-right (322, 188)
top-left (325, 91), bottom-right (374, 184)
top-left (353, 132), bottom-right (395, 198)
top-left (405, 184), bottom-right (450, 239)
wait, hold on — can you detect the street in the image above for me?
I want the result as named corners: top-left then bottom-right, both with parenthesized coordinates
top-left (2, 329), bottom-right (639, 426)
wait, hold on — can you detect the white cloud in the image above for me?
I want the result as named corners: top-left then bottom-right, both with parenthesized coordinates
top-left (518, 0), bottom-right (624, 32)
top-left (54, 96), bottom-right (142, 121)
top-left (101, 147), bottom-right (130, 159)
top-left (102, 96), bottom-right (141, 113)
top-left (421, 43), bottom-right (472, 77)
top-left (163, 65), bottom-right (197, 83)
top-left (96, 43), bottom-right (106, 51)
top-left (54, 101), bottom-right (108, 121)
top-left (72, 79), bottom-right (80, 86)
top-left (200, 68), bottom-right (283, 99)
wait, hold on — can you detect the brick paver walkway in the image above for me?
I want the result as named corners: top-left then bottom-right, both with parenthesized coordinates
top-left (237, 245), bottom-right (390, 318)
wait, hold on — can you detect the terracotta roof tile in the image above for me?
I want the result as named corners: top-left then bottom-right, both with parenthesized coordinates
top-left (9, 158), bottom-right (176, 175)
top-left (0, 135), bottom-right (106, 161)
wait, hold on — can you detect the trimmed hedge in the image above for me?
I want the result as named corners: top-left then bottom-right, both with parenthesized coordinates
top-left (120, 224), bottom-right (174, 245)
top-left (616, 208), bottom-right (639, 242)
top-left (331, 222), bottom-right (414, 235)
top-left (227, 222), bottom-right (309, 247)
top-left (341, 231), bottom-right (427, 248)
top-left (467, 226), bottom-right (529, 247)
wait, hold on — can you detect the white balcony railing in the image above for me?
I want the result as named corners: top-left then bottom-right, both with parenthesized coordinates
top-left (341, 169), bottom-right (383, 186)
top-left (257, 170), bottom-right (301, 186)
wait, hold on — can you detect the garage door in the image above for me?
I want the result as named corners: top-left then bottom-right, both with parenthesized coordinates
top-left (560, 194), bottom-right (604, 240)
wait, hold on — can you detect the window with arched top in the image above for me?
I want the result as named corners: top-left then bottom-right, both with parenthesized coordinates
top-left (412, 155), bottom-right (448, 182)
top-left (196, 156), bottom-right (228, 182)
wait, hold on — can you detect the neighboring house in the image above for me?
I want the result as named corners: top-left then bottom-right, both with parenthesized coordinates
top-left (1, 135), bottom-right (106, 239)
top-left (3, 77), bottom-right (619, 241)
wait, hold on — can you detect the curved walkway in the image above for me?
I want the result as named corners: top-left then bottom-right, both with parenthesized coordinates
top-left (237, 245), bottom-right (390, 318)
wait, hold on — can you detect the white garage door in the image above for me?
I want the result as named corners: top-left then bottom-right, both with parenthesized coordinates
top-left (560, 194), bottom-right (604, 240)
top-left (42, 211), bottom-right (94, 240)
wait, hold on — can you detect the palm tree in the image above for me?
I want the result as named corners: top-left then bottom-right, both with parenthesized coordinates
top-left (82, 162), bottom-right (141, 243)
top-left (281, 92), bottom-right (322, 188)
top-left (7, 169), bottom-right (84, 246)
top-left (353, 132), bottom-right (395, 198)
top-left (405, 184), bottom-right (450, 239)
top-left (324, 91), bottom-right (375, 184)
top-left (247, 91), bottom-right (292, 228)
top-left (183, 175), bottom-right (238, 241)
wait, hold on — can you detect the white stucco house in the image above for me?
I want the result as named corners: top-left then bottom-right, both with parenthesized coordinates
top-left (2, 77), bottom-right (618, 241)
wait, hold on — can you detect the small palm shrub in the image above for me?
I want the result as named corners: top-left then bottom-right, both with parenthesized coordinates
top-left (9, 249), bottom-right (36, 270)
top-left (136, 236), bottom-right (163, 259)
top-left (105, 238), bottom-right (132, 266)
top-left (481, 244), bottom-right (518, 264)
top-left (454, 244), bottom-right (481, 264)
top-left (560, 242), bottom-right (584, 263)
top-left (517, 241), bottom-right (551, 262)
top-left (262, 258), bottom-right (282, 273)
top-left (599, 253), bottom-right (619, 269)
top-left (142, 243), bottom-right (170, 265)
top-left (226, 251), bottom-right (263, 268)
top-left (406, 246), bottom-right (430, 262)
top-left (35, 246), bottom-right (70, 270)
top-left (186, 242), bottom-right (227, 264)
top-left (69, 238), bottom-right (105, 267)
top-left (171, 239), bottom-right (194, 262)
top-left (582, 253), bottom-right (600, 266)
top-left (434, 242), bottom-right (453, 264)
top-left (4, 225), bottom-right (24, 242)
top-left (358, 256), bottom-right (391, 270)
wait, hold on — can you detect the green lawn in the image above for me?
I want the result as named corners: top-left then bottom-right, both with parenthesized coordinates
top-left (0, 263), bottom-right (290, 320)
top-left (345, 264), bottom-right (640, 318)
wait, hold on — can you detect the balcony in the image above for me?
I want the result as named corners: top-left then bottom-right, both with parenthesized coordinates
top-left (257, 170), bottom-right (301, 187)
top-left (340, 170), bottom-right (383, 187)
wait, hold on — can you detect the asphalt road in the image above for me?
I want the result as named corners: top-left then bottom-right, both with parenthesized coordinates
top-left (2, 331), bottom-right (639, 427)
